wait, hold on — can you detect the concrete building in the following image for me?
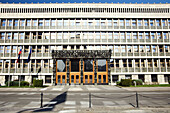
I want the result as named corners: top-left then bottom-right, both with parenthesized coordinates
top-left (0, 3), bottom-right (170, 86)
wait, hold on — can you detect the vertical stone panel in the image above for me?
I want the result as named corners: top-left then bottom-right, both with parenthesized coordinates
top-left (80, 58), bottom-right (83, 83)
top-left (53, 59), bottom-right (56, 86)
top-left (94, 59), bottom-right (97, 83)
top-left (107, 58), bottom-right (111, 83)
top-left (66, 59), bottom-right (70, 84)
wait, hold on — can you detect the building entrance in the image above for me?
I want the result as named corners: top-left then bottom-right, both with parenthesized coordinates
top-left (53, 50), bottom-right (111, 85)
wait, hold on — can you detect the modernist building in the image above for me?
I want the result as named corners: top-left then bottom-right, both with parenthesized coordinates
top-left (0, 3), bottom-right (170, 86)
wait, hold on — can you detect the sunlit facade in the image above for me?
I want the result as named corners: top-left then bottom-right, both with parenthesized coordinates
top-left (0, 3), bottom-right (170, 85)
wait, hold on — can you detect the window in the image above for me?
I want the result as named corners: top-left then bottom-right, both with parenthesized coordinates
top-left (8, 20), bottom-right (12, 26)
top-left (70, 32), bottom-right (75, 39)
top-left (97, 59), bottom-right (106, 72)
top-left (146, 46), bottom-right (151, 52)
top-left (138, 20), bottom-right (142, 26)
top-left (95, 32), bottom-right (100, 39)
top-left (141, 60), bottom-right (145, 67)
top-left (121, 46), bottom-right (125, 52)
top-left (24, 46), bottom-right (29, 53)
top-left (38, 20), bottom-right (43, 26)
top-left (49, 60), bottom-right (53, 68)
top-left (151, 33), bottom-right (155, 39)
top-left (0, 60), bottom-right (2, 69)
top-left (45, 20), bottom-right (50, 26)
top-left (13, 33), bottom-right (18, 39)
top-left (14, 20), bottom-right (18, 26)
top-left (7, 33), bottom-right (11, 40)
top-left (31, 60), bottom-right (35, 69)
top-left (127, 46), bottom-right (132, 52)
top-left (51, 19), bottom-right (56, 26)
top-left (51, 32), bottom-right (56, 39)
top-left (57, 32), bottom-right (62, 39)
top-left (144, 20), bottom-right (148, 26)
top-left (108, 19), bottom-right (112, 26)
top-left (165, 45), bottom-right (169, 52)
top-left (70, 20), bottom-right (75, 26)
top-left (114, 46), bottom-right (119, 52)
top-left (135, 59), bottom-right (139, 67)
top-left (5, 60), bottom-right (10, 68)
top-left (114, 32), bottom-right (119, 39)
top-left (120, 19), bottom-right (124, 26)
top-left (101, 32), bottom-right (106, 39)
top-left (1, 19), bottom-right (6, 26)
top-left (37, 46), bottom-right (41, 52)
top-left (163, 33), bottom-right (168, 39)
top-left (156, 20), bottom-right (160, 26)
top-left (148, 59), bottom-right (152, 67)
top-left (140, 46), bottom-right (144, 52)
top-left (162, 20), bottom-right (167, 26)
top-left (150, 19), bottom-right (154, 26)
top-left (33, 20), bottom-right (37, 26)
top-left (139, 33), bottom-right (143, 39)
top-left (71, 59), bottom-right (79, 72)
top-left (153, 59), bottom-right (158, 67)
top-left (157, 32), bottom-right (162, 39)
top-left (0, 46), bottom-right (4, 53)
top-left (133, 32), bottom-right (137, 39)
top-left (84, 59), bottom-right (93, 72)
top-left (12, 46), bottom-right (17, 53)
top-left (5, 46), bottom-right (10, 53)
top-left (44, 60), bottom-right (48, 68)
top-left (19, 33), bottom-right (24, 39)
top-left (132, 19), bottom-right (136, 26)
top-left (145, 33), bottom-right (149, 39)
top-left (20, 20), bottom-right (25, 26)
top-left (24, 60), bottom-right (28, 68)
top-left (108, 32), bottom-right (112, 39)
top-left (126, 19), bottom-right (130, 26)
top-left (116, 59), bottom-right (119, 67)
top-left (113, 19), bottom-right (118, 26)
top-left (36, 60), bottom-right (41, 68)
top-left (44, 32), bottom-right (50, 39)
top-left (152, 46), bottom-right (157, 52)
top-left (120, 32), bottom-right (125, 39)
top-left (134, 45), bottom-right (138, 52)
top-left (26, 20), bottom-right (31, 26)
top-left (126, 32), bottom-right (131, 39)
top-left (110, 59), bottom-right (114, 67)
top-left (0, 33), bottom-right (5, 39)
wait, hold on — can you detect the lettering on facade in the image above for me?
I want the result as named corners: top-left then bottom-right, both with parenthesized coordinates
top-left (52, 50), bottom-right (111, 59)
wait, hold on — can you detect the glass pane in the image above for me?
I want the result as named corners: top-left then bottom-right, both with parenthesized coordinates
top-left (98, 59), bottom-right (106, 72)
top-left (57, 60), bottom-right (66, 72)
top-left (84, 59), bottom-right (93, 72)
top-left (71, 59), bottom-right (79, 72)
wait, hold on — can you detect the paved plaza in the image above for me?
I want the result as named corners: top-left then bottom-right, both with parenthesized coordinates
top-left (0, 85), bottom-right (170, 113)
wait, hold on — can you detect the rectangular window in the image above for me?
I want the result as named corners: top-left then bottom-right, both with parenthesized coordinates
top-left (51, 20), bottom-right (56, 26)
top-left (134, 45), bottom-right (138, 52)
top-left (20, 20), bottom-right (25, 26)
top-left (1, 19), bottom-right (6, 26)
top-left (114, 46), bottom-right (119, 52)
top-left (114, 32), bottom-right (119, 39)
top-left (33, 20), bottom-right (37, 26)
top-left (133, 32), bottom-right (137, 39)
top-left (150, 20), bottom-right (154, 26)
top-left (5, 60), bottom-right (10, 68)
top-left (108, 32), bottom-right (112, 39)
top-left (8, 20), bottom-right (12, 26)
top-left (126, 20), bottom-right (130, 26)
top-left (38, 20), bottom-right (43, 26)
top-left (139, 33), bottom-right (143, 39)
top-left (36, 60), bottom-right (41, 68)
top-left (148, 59), bottom-right (152, 67)
top-left (26, 20), bottom-right (31, 26)
top-left (156, 20), bottom-right (160, 26)
top-left (45, 20), bottom-right (49, 26)
top-left (37, 46), bottom-right (41, 53)
top-left (14, 20), bottom-right (18, 26)
top-left (11, 60), bottom-right (15, 68)
top-left (7, 33), bottom-right (11, 40)
top-left (120, 32), bottom-right (125, 39)
top-left (0, 33), bottom-right (5, 39)
top-left (12, 46), bottom-right (17, 53)
top-left (120, 19), bottom-right (124, 26)
top-left (0, 46), bottom-right (4, 53)
top-left (162, 20), bottom-right (167, 26)
top-left (132, 19), bottom-right (136, 26)
top-left (144, 20), bottom-right (148, 26)
top-left (57, 32), bottom-right (62, 39)
top-left (84, 59), bottom-right (93, 72)
top-left (126, 32), bottom-right (131, 39)
top-left (44, 60), bottom-right (48, 68)
top-left (0, 60), bottom-right (2, 69)
top-left (5, 46), bottom-right (10, 53)
top-left (13, 33), bottom-right (18, 39)
top-left (145, 33), bottom-right (149, 39)
top-left (98, 59), bottom-right (106, 72)
top-left (71, 59), bottom-right (79, 72)
top-left (113, 19), bottom-right (118, 26)
top-left (138, 20), bottom-right (142, 26)
top-left (44, 32), bottom-right (50, 39)
top-left (19, 33), bottom-right (24, 39)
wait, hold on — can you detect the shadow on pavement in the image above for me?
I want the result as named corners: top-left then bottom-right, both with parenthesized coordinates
top-left (17, 91), bottom-right (67, 113)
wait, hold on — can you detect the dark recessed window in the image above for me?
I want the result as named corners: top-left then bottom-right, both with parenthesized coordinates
top-left (71, 59), bottom-right (79, 72)
top-left (98, 59), bottom-right (106, 72)
top-left (84, 59), bottom-right (93, 72)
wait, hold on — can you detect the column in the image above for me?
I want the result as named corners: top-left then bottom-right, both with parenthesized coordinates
top-left (66, 59), bottom-right (70, 85)
top-left (107, 58), bottom-right (111, 84)
top-left (52, 59), bottom-right (56, 86)
top-left (94, 59), bottom-right (97, 84)
top-left (80, 59), bottom-right (83, 84)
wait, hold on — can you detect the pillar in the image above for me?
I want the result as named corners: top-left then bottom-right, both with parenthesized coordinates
top-left (52, 59), bottom-right (56, 86)
top-left (144, 74), bottom-right (151, 84)
top-left (94, 59), bottom-right (97, 84)
top-left (158, 74), bottom-right (165, 84)
top-left (66, 59), bottom-right (70, 85)
top-left (80, 58), bottom-right (83, 84)
top-left (107, 58), bottom-right (111, 84)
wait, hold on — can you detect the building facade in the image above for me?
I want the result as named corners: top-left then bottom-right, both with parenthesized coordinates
top-left (0, 3), bottom-right (170, 86)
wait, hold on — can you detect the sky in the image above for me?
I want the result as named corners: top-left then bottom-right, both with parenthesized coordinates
top-left (0, 0), bottom-right (170, 3)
